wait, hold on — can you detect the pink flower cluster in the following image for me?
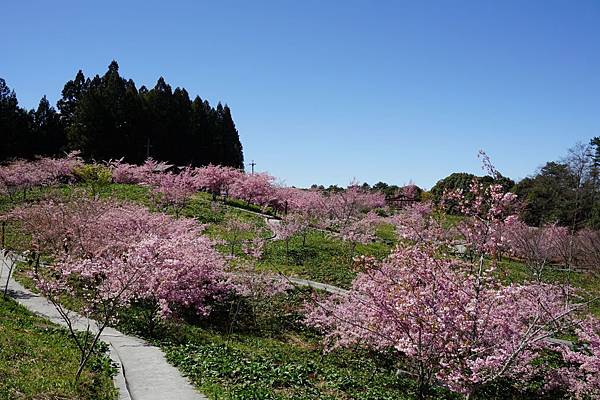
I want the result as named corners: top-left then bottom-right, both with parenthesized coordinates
top-left (552, 317), bottom-right (600, 399)
top-left (0, 153), bottom-right (82, 196)
top-left (110, 158), bottom-right (169, 184)
top-left (339, 211), bottom-right (381, 245)
top-left (306, 244), bottom-right (582, 397)
top-left (147, 167), bottom-right (200, 215)
top-left (388, 201), bottom-right (449, 246)
top-left (195, 164), bottom-right (242, 199)
top-left (8, 197), bottom-right (230, 318)
top-left (443, 180), bottom-right (519, 257)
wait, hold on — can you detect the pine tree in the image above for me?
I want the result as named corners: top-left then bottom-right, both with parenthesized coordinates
top-left (57, 70), bottom-right (87, 127)
top-left (0, 78), bottom-right (33, 160)
top-left (222, 105), bottom-right (244, 168)
top-left (32, 96), bottom-right (65, 156)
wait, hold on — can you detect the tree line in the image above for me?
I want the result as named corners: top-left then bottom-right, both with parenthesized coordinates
top-left (0, 61), bottom-right (244, 168)
top-left (431, 138), bottom-right (600, 229)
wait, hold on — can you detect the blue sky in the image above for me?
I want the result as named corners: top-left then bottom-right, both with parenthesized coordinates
top-left (2, 1), bottom-right (599, 188)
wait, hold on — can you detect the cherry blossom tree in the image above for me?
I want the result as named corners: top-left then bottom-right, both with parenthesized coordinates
top-left (401, 183), bottom-right (420, 202)
top-left (270, 213), bottom-right (308, 260)
top-left (552, 317), bottom-right (600, 399)
top-left (230, 172), bottom-right (276, 207)
top-left (442, 178), bottom-right (519, 262)
top-left (339, 211), bottom-right (382, 259)
top-left (29, 249), bottom-right (153, 381)
top-left (576, 228), bottom-right (600, 272)
top-left (7, 195), bottom-right (232, 379)
top-left (7, 197), bottom-right (201, 258)
top-left (388, 201), bottom-right (449, 247)
top-left (222, 219), bottom-right (254, 257)
top-left (306, 245), bottom-right (577, 398)
top-left (322, 183), bottom-right (386, 230)
top-left (0, 153), bottom-right (82, 199)
top-left (241, 236), bottom-right (267, 260)
top-left (503, 219), bottom-right (567, 280)
top-left (126, 233), bottom-right (231, 318)
top-left (282, 188), bottom-right (329, 231)
top-left (195, 164), bottom-right (242, 200)
top-left (148, 167), bottom-right (199, 216)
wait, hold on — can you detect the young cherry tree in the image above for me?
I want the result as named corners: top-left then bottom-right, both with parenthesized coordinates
top-left (214, 255), bottom-right (290, 333)
top-left (7, 196), bottom-right (231, 380)
top-left (195, 164), bottom-right (242, 200)
top-left (1, 249), bottom-right (17, 298)
top-left (30, 250), bottom-right (153, 381)
top-left (230, 172), bottom-right (276, 207)
top-left (503, 219), bottom-right (566, 281)
top-left (222, 219), bottom-right (254, 257)
top-left (576, 228), bottom-right (600, 272)
top-left (442, 179), bottom-right (519, 262)
top-left (339, 211), bottom-right (382, 260)
top-left (270, 213), bottom-right (308, 260)
top-left (388, 201), bottom-right (449, 247)
top-left (148, 167), bottom-right (199, 216)
top-left (321, 183), bottom-right (386, 230)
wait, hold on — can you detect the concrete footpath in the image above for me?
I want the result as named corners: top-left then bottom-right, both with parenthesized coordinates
top-left (0, 254), bottom-right (206, 400)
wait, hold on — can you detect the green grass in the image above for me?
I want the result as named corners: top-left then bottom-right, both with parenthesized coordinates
top-left (258, 231), bottom-right (391, 287)
top-left (224, 197), bottom-right (277, 216)
top-left (0, 296), bottom-right (116, 400)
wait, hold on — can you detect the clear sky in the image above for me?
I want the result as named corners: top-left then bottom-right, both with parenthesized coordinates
top-left (2, 1), bottom-right (599, 189)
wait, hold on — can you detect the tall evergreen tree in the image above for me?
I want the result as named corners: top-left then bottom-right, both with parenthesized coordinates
top-left (57, 70), bottom-right (87, 127)
top-left (144, 77), bottom-right (175, 162)
top-left (32, 96), bottom-right (65, 156)
top-left (221, 105), bottom-right (244, 168)
top-left (0, 78), bottom-right (33, 160)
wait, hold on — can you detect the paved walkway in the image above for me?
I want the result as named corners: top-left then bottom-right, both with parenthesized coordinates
top-left (0, 253), bottom-right (206, 400)
top-left (265, 217), bottom-right (282, 240)
top-left (283, 275), bottom-right (349, 295)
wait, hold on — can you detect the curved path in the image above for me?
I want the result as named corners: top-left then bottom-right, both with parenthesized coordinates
top-left (283, 275), bottom-right (349, 295)
top-left (0, 254), bottom-right (206, 400)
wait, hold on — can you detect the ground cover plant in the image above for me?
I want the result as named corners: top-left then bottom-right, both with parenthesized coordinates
top-left (0, 296), bottom-right (116, 400)
top-left (113, 287), bottom-right (437, 400)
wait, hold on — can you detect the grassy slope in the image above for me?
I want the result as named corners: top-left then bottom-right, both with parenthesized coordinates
top-left (3, 183), bottom-right (600, 399)
top-left (1, 184), bottom-right (419, 399)
top-left (2, 183), bottom-right (392, 287)
top-left (0, 297), bottom-right (116, 400)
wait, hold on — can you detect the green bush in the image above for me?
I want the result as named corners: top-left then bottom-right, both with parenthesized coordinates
top-left (73, 164), bottom-right (112, 196)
